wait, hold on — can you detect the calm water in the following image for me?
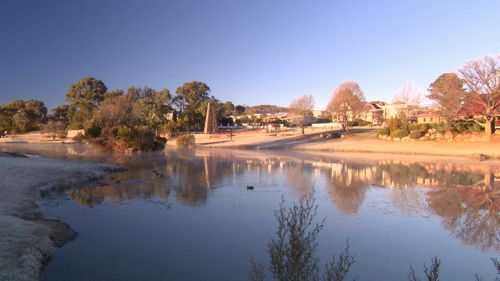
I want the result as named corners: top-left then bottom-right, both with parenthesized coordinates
top-left (2, 144), bottom-right (499, 281)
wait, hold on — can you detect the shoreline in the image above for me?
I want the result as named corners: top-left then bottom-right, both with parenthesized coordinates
top-left (1, 142), bottom-right (498, 280)
top-left (0, 153), bottom-right (122, 281)
top-left (168, 131), bottom-right (500, 161)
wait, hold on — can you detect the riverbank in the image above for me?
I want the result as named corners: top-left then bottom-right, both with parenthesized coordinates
top-left (0, 132), bottom-right (77, 144)
top-left (180, 129), bottom-right (500, 160)
top-left (0, 153), bottom-right (121, 281)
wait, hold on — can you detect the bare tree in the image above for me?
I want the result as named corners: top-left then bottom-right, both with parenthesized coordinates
top-left (459, 54), bottom-right (500, 136)
top-left (327, 81), bottom-right (366, 134)
top-left (42, 120), bottom-right (66, 140)
top-left (289, 94), bottom-right (315, 135)
top-left (393, 81), bottom-right (424, 118)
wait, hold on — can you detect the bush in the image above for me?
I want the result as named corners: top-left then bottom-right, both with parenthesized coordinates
top-left (117, 126), bottom-right (164, 151)
top-left (432, 122), bottom-right (449, 134)
top-left (176, 134), bottom-right (196, 147)
top-left (468, 122), bottom-right (483, 132)
top-left (410, 130), bottom-right (424, 139)
top-left (390, 129), bottom-right (410, 139)
top-left (73, 133), bottom-right (85, 143)
top-left (450, 120), bottom-right (483, 133)
top-left (378, 127), bottom-right (390, 136)
top-left (357, 119), bottom-right (371, 126)
top-left (407, 123), bottom-right (421, 132)
top-left (85, 125), bottom-right (101, 139)
top-left (420, 123), bottom-right (429, 133)
top-left (346, 120), bottom-right (359, 127)
top-left (388, 117), bottom-right (400, 133)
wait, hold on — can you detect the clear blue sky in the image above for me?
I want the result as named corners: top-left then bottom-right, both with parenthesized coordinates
top-left (1, 0), bottom-right (499, 109)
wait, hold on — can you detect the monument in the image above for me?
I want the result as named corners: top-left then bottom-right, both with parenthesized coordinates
top-left (204, 102), bottom-right (218, 134)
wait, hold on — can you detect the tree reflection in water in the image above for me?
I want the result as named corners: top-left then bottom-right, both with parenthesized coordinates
top-left (54, 148), bottom-right (499, 253)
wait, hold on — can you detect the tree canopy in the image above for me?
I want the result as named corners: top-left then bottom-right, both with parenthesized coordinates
top-left (289, 94), bottom-right (315, 135)
top-left (428, 73), bottom-right (465, 121)
top-left (175, 81), bottom-right (214, 131)
top-left (327, 81), bottom-right (366, 133)
top-left (65, 77), bottom-right (107, 129)
top-left (0, 99), bottom-right (47, 133)
top-left (458, 54), bottom-right (500, 135)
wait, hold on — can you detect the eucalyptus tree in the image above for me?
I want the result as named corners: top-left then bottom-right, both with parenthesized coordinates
top-left (65, 76), bottom-right (107, 129)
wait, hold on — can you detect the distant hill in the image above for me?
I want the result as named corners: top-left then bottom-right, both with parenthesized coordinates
top-left (245, 104), bottom-right (289, 114)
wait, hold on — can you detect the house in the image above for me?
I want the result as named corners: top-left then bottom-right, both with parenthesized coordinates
top-left (312, 110), bottom-right (330, 119)
top-left (416, 113), bottom-right (444, 124)
top-left (379, 103), bottom-right (409, 120)
top-left (358, 102), bottom-right (383, 124)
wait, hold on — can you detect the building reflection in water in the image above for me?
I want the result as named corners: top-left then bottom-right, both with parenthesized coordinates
top-left (33, 146), bottom-right (498, 253)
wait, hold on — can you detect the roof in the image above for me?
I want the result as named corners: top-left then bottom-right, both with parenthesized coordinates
top-left (416, 113), bottom-right (441, 117)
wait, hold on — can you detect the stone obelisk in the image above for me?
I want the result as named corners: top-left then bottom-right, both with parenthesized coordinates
top-left (204, 102), bottom-right (218, 134)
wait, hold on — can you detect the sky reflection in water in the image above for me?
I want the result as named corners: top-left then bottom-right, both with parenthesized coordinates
top-left (2, 144), bottom-right (498, 281)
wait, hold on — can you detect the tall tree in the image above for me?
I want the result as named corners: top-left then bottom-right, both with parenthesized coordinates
top-left (235, 105), bottom-right (246, 115)
top-left (133, 87), bottom-right (172, 133)
top-left (289, 94), bottom-right (315, 135)
top-left (327, 81), bottom-right (366, 133)
top-left (24, 99), bottom-right (47, 124)
top-left (0, 108), bottom-right (12, 134)
top-left (50, 104), bottom-right (70, 125)
top-left (175, 81), bottom-right (213, 130)
top-left (0, 99), bottom-right (47, 133)
top-left (65, 77), bottom-right (107, 129)
top-left (459, 54), bottom-right (500, 136)
top-left (428, 73), bottom-right (466, 122)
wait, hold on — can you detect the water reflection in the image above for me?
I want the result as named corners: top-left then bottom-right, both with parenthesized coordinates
top-left (50, 149), bottom-right (499, 252)
top-left (2, 143), bottom-right (498, 253)
top-left (428, 187), bottom-right (499, 252)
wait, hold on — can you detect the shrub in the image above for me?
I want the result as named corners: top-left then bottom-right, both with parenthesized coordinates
top-left (378, 127), bottom-right (390, 136)
top-left (117, 126), bottom-right (164, 151)
top-left (346, 120), bottom-right (359, 127)
top-left (468, 122), bottom-right (483, 132)
top-left (73, 133), bottom-right (85, 143)
top-left (449, 120), bottom-right (483, 133)
top-left (407, 123), bottom-right (421, 132)
top-left (420, 123), bottom-right (429, 133)
top-left (390, 129), bottom-right (410, 139)
top-left (388, 117), bottom-right (400, 133)
top-left (410, 130), bottom-right (424, 139)
top-left (176, 134), bottom-right (196, 147)
top-left (432, 122), bottom-right (449, 134)
top-left (85, 125), bottom-right (102, 139)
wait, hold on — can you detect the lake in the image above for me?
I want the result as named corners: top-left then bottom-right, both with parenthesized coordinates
top-left (2, 144), bottom-right (499, 281)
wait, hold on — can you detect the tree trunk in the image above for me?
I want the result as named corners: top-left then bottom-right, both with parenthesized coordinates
top-left (485, 118), bottom-right (494, 136)
top-left (301, 126), bottom-right (304, 135)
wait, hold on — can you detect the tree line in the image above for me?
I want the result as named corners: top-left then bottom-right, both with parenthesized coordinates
top-left (1, 54), bottom-right (498, 143)
top-left (287, 54), bottom-right (499, 136)
top-left (0, 77), bottom-right (239, 150)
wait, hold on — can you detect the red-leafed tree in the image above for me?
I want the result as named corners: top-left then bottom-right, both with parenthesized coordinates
top-left (458, 55), bottom-right (500, 136)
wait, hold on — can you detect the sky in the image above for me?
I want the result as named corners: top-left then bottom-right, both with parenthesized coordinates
top-left (1, 0), bottom-right (500, 110)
